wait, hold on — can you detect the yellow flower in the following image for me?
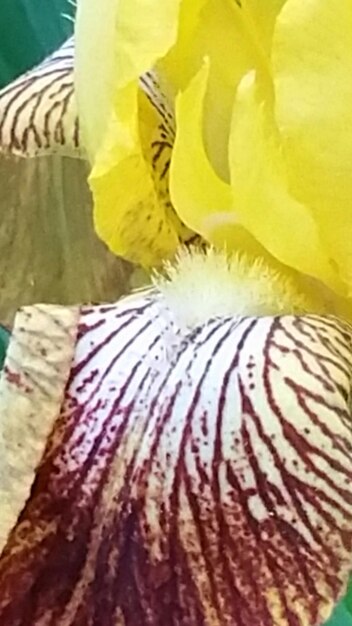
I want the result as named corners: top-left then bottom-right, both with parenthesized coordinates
top-left (75, 0), bottom-right (352, 305)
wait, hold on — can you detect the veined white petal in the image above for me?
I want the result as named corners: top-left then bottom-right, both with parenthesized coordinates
top-left (0, 291), bottom-right (351, 625)
top-left (0, 38), bottom-right (84, 159)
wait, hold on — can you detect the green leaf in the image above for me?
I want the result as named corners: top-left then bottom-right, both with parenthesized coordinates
top-left (324, 594), bottom-right (352, 626)
top-left (0, 325), bottom-right (9, 370)
top-left (345, 578), bottom-right (352, 615)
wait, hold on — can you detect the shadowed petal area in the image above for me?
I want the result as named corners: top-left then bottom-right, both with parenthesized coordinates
top-left (0, 38), bottom-right (83, 159)
top-left (0, 292), bottom-right (352, 624)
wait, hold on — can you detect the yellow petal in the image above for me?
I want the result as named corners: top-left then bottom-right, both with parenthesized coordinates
top-left (169, 61), bottom-right (279, 265)
top-left (163, 0), bottom-right (286, 89)
top-left (228, 71), bottom-right (343, 294)
top-left (173, 62), bottom-right (284, 261)
top-left (77, 0), bottom-right (193, 266)
top-left (75, 0), bottom-right (118, 158)
top-left (113, 0), bottom-right (182, 88)
top-left (170, 62), bottom-right (233, 241)
top-left (272, 0), bottom-right (352, 290)
top-left (241, 0), bottom-right (287, 52)
top-left (76, 0), bottom-right (182, 159)
top-left (91, 81), bottom-right (187, 268)
top-left (164, 0), bottom-right (285, 177)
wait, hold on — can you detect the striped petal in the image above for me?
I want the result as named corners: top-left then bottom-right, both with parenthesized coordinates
top-left (0, 288), bottom-right (352, 623)
top-left (0, 38), bottom-right (84, 158)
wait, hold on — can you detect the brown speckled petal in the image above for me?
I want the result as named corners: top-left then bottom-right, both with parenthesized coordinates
top-left (0, 293), bottom-right (352, 625)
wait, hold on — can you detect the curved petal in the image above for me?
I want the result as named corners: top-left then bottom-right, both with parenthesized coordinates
top-left (76, 0), bottom-right (288, 264)
top-left (76, 0), bottom-right (194, 266)
top-left (0, 38), bottom-right (83, 158)
top-left (170, 63), bottom-right (348, 311)
top-left (75, 0), bottom-right (118, 159)
top-left (91, 75), bottom-right (194, 267)
top-left (113, 0), bottom-right (182, 89)
top-left (272, 0), bottom-right (352, 290)
top-left (164, 0), bottom-right (257, 177)
top-left (163, 0), bottom-right (285, 176)
top-left (0, 305), bottom-right (78, 552)
top-left (75, 0), bottom-right (181, 159)
top-left (241, 0), bottom-right (287, 51)
top-left (170, 62), bottom-right (234, 242)
top-left (170, 61), bottom-right (345, 297)
top-left (0, 268), bottom-right (352, 623)
top-left (228, 71), bottom-right (344, 295)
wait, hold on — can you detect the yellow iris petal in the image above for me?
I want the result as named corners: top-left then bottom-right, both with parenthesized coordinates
top-left (76, 0), bottom-right (290, 267)
top-left (164, 0), bottom-right (285, 177)
top-left (90, 82), bottom-right (184, 267)
top-left (77, 0), bottom-right (192, 267)
top-left (169, 62), bottom-right (281, 262)
top-left (241, 0), bottom-right (287, 52)
top-left (228, 71), bottom-right (343, 294)
top-left (113, 0), bottom-right (182, 88)
top-left (75, 0), bottom-right (118, 158)
top-left (170, 61), bottom-right (344, 298)
top-left (272, 0), bottom-right (352, 290)
top-left (76, 0), bottom-right (182, 158)
top-left (77, 0), bottom-right (352, 301)
top-left (170, 62), bottom-right (233, 240)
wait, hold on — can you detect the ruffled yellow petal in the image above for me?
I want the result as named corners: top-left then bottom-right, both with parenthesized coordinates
top-left (164, 0), bottom-right (285, 177)
top-left (77, 0), bottom-right (195, 266)
top-left (242, 0), bottom-right (287, 52)
top-left (170, 61), bottom-right (345, 301)
top-left (90, 81), bottom-right (189, 267)
top-left (272, 0), bottom-right (352, 291)
top-left (76, 0), bottom-right (289, 266)
top-left (113, 0), bottom-right (182, 88)
top-left (228, 71), bottom-right (343, 294)
top-left (163, 0), bottom-right (286, 89)
top-left (76, 0), bottom-right (182, 158)
top-left (168, 63), bottom-right (271, 260)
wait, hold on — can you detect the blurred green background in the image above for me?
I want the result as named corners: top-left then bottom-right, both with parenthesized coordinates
top-left (0, 0), bottom-right (74, 88)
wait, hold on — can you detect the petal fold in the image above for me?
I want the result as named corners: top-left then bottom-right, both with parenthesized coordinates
top-left (229, 71), bottom-right (343, 294)
top-left (170, 61), bottom-right (234, 243)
